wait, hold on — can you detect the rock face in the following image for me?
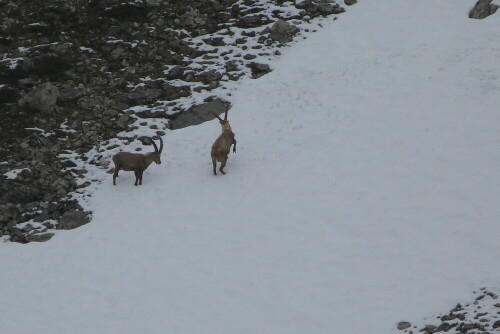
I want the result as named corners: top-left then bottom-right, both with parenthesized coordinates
top-left (0, 0), bottom-right (348, 242)
top-left (469, 0), bottom-right (499, 19)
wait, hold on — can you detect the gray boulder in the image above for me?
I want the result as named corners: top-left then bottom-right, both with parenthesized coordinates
top-left (200, 69), bottom-right (223, 83)
top-left (26, 233), bottom-right (54, 242)
top-left (318, 0), bottom-right (345, 15)
top-left (20, 83), bottom-right (59, 114)
top-left (248, 62), bottom-right (272, 78)
top-left (170, 98), bottom-right (230, 130)
top-left (397, 322), bottom-right (411, 330)
top-left (469, 0), bottom-right (499, 19)
top-left (167, 65), bottom-right (184, 80)
top-left (268, 19), bottom-right (299, 43)
top-left (58, 209), bottom-right (91, 230)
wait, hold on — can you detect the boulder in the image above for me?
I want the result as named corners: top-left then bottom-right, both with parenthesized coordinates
top-left (170, 98), bottom-right (230, 130)
top-left (58, 209), bottom-right (91, 230)
top-left (248, 62), bottom-right (271, 78)
top-left (199, 69), bottom-right (223, 83)
top-left (167, 65), bottom-right (184, 79)
top-left (345, 0), bottom-right (357, 5)
top-left (26, 233), bottom-right (54, 242)
top-left (469, 0), bottom-right (499, 19)
top-left (268, 19), bottom-right (299, 43)
top-left (318, 0), bottom-right (345, 15)
top-left (20, 83), bottom-right (59, 114)
top-left (397, 322), bottom-right (411, 330)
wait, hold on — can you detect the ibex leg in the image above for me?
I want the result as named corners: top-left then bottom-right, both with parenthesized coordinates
top-left (219, 158), bottom-right (227, 175)
top-left (113, 168), bottom-right (119, 185)
top-left (212, 158), bottom-right (217, 175)
top-left (134, 170), bottom-right (139, 186)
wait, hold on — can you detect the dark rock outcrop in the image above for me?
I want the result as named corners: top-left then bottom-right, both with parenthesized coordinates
top-left (268, 20), bottom-right (299, 43)
top-left (0, 0), bottom-right (348, 242)
top-left (170, 98), bottom-right (231, 130)
top-left (469, 0), bottom-right (499, 19)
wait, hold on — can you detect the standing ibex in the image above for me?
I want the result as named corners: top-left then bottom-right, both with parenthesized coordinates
top-left (211, 111), bottom-right (236, 175)
top-left (112, 137), bottom-right (163, 186)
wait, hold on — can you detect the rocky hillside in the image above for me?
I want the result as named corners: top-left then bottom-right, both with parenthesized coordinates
top-left (0, 0), bottom-right (351, 242)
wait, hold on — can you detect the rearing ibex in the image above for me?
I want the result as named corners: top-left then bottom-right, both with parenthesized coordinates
top-left (211, 111), bottom-right (236, 175)
top-left (112, 136), bottom-right (163, 186)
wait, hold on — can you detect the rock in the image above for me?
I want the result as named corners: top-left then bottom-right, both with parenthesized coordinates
top-left (0, 85), bottom-right (19, 104)
top-left (111, 46), bottom-right (126, 60)
top-left (20, 83), bottom-right (59, 114)
top-left (397, 322), bottom-right (412, 330)
top-left (494, 320), bottom-right (500, 328)
top-left (167, 65), bottom-right (184, 79)
top-left (199, 69), bottom-right (223, 83)
top-left (225, 60), bottom-right (239, 72)
top-left (435, 322), bottom-right (452, 332)
top-left (58, 84), bottom-right (85, 103)
top-left (469, 0), bottom-right (499, 19)
top-left (58, 209), bottom-right (90, 230)
top-left (247, 62), bottom-right (271, 78)
top-left (318, 0), bottom-right (345, 15)
top-left (268, 19), bottom-right (299, 43)
top-left (239, 15), bottom-right (265, 28)
top-left (345, 0), bottom-right (357, 6)
top-left (170, 98), bottom-right (230, 130)
top-left (145, 0), bottom-right (162, 7)
top-left (26, 233), bottom-right (54, 242)
top-left (296, 0), bottom-right (312, 10)
top-left (116, 114), bottom-right (131, 130)
top-left (422, 324), bottom-right (437, 333)
top-left (203, 36), bottom-right (225, 46)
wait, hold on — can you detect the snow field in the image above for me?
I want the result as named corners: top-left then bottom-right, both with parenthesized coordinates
top-left (1, 1), bottom-right (499, 333)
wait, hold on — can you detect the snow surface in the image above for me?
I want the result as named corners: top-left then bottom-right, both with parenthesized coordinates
top-left (1, 1), bottom-right (500, 333)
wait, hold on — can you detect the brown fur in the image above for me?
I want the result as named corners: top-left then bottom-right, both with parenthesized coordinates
top-left (112, 137), bottom-right (163, 186)
top-left (211, 113), bottom-right (236, 175)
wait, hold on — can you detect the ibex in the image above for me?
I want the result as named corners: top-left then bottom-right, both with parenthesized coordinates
top-left (112, 136), bottom-right (163, 186)
top-left (211, 111), bottom-right (236, 175)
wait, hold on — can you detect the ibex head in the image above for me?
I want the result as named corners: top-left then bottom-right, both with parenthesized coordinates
top-left (212, 111), bottom-right (232, 132)
top-left (147, 136), bottom-right (163, 165)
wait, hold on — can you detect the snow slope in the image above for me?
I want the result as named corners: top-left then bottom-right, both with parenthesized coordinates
top-left (1, 1), bottom-right (500, 333)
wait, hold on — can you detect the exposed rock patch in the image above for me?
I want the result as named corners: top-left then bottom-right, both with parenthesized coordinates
top-left (397, 288), bottom-right (500, 334)
top-left (469, 0), bottom-right (499, 19)
top-left (170, 98), bottom-right (231, 130)
top-left (0, 0), bottom-right (349, 242)
top-left (19, 82), bottom-right (59, 113)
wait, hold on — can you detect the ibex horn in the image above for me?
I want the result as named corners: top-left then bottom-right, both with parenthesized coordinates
top-left (150, 137), bottom-right (159, 152)
top-left (212, 113), bottom-right (223, 121)
top-left (224, 110), bottom-right (228, 121)
top-left (159, 136), bottom-right (163, 153)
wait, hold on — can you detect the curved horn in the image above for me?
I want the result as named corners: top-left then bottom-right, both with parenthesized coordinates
top-left (159, 136), bottom-right (163, 153)
top-left (212, 113), bottom-right (223, 121)
top-left (224, 110), bottom-right (228, 121)
top-left (150, 137), bottom-right (159, 152)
